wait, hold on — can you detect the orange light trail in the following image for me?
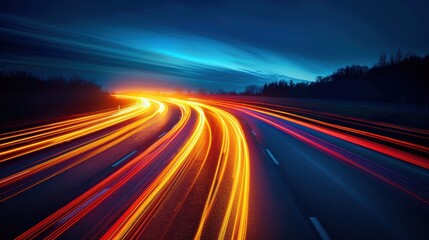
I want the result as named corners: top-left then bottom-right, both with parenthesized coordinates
top-left (6, 95), bottom-right (250, 239)
top-left (1, 94), bottom-right (428, 239)
top-left (203, 99), bottom-right (429, 169)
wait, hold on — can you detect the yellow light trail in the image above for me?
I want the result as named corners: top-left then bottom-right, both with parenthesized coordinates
top-left (0, 96), bottom-right (151, 162)
top-left (8, 95), bottom-right (250, 239)
top-left (2, 93), bottom-right (429, 239)
top-left (0, 97), bottom-right (167, 202)
top-left (100, 97), bottom-right (250, 240)
top-left (193, 102), bottom-right (250, 240)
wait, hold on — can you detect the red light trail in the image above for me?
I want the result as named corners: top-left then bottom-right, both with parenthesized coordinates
top-left (0, 94), bottom-right (428, 239)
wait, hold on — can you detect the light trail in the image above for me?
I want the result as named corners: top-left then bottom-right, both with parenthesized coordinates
top-left (0, 97), bottom-right (166, 202)
top-left (4, 95), bottom-right (250, 239)
top-left (0, 94), bottom-right (428, 239)
top-left (0, 96), bottom-right (150, 162)
top-left (203, 99), bottom-right (429, 168)
top-left (199, 98), bottom-right (429, 206)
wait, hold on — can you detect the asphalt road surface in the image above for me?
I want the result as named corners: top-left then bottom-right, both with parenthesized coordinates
top-left (1, 94), bottom-right (428, 239)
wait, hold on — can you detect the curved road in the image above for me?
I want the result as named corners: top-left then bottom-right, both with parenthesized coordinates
top-left (0, 94), bottom-right (428, 239)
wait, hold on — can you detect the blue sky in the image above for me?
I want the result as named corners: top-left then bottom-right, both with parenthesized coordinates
top-left (1, 0), bottom-right (428, 91)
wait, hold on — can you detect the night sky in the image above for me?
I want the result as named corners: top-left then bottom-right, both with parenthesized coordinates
top-left (1, 0), bottom-right (429, 91)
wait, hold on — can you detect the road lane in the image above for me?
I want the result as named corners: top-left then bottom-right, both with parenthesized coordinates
top-left (0, 95), bottom-right (428, 239)
top-left (0, 98), bottom-right (181, 238)
top-left (241, 116), bottom-right (315, 240)
top-left (226, 100), bottom-right (429, 240)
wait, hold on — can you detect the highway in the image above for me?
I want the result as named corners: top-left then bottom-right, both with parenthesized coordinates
top-left (0, 94), bottom-right (428, 239)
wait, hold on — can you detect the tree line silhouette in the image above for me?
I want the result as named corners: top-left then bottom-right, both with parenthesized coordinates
top-left (0, 71), bottom-right (120, 124)
top-left (244, 52), bottom-right (429, 111)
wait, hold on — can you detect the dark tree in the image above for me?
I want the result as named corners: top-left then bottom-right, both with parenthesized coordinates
top-left (0, 71), bottom-right (121, 124)
top-left (255, 53), bottom-right (429, 110)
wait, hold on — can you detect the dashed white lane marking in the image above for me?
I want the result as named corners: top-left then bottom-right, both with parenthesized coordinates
top-left (309, 217), bottom-right (331, 240)
top-left (111, 150), bottom-right (137, 167)
top-left (158, 131), bottom-right (167, 138)
top-left (266, 149), bottom-right (279, 165)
